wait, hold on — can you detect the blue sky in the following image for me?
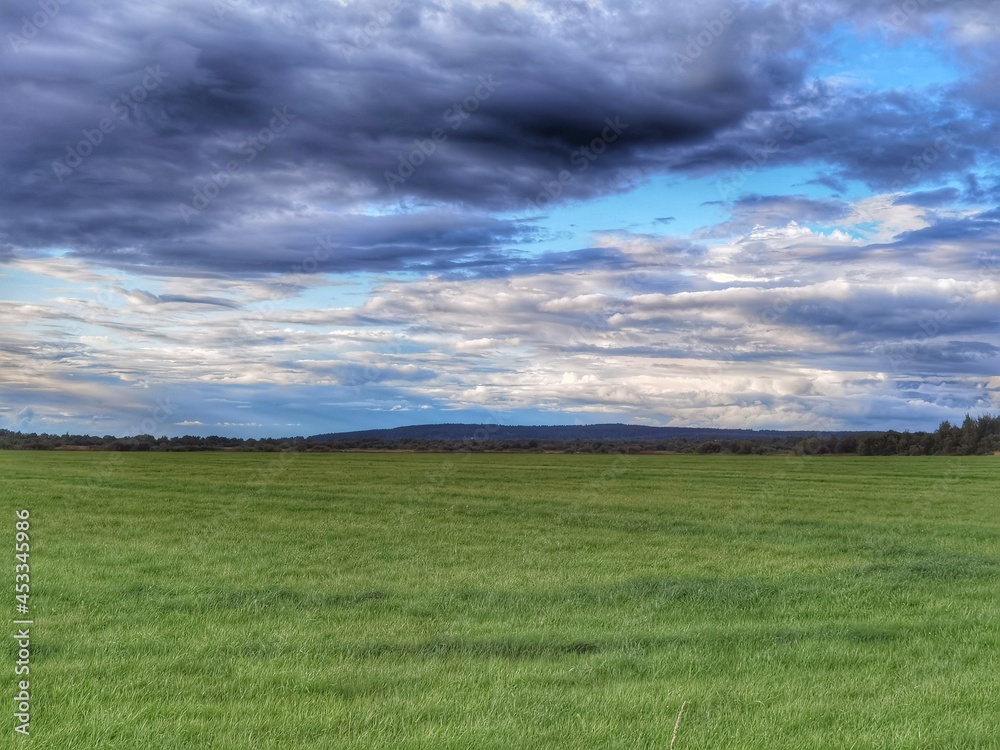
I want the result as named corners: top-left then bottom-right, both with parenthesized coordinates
top-left (2, 0), bottom-right (999, 437)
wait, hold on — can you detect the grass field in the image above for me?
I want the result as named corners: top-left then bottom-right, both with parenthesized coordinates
top-left (2, 451), bottom-right (998, 748)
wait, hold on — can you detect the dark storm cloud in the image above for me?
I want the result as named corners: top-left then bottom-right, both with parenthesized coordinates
top-left (681, 87), bottom-right (991, 198)
top-left (63, 210), bottom-right (541, 277)
top-left (1, 0), bottom-right (996, 277)
top-left (0, 0), bottom-right (807, 274)
top-left (804, 174), bottom-right (848, 193)
top-left (781, 295), bottom-right (998, 343)
top-left (894, 188), bottom-right (961, 207)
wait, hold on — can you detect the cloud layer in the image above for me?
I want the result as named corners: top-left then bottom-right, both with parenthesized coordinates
top-left (2, 0), bottom-right (999, 434)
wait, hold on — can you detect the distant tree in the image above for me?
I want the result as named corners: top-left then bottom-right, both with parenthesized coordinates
top-left (957, 414), bottom-right (979, 455)
top-left (858, 434), bottom-right (890, 456)
top-left (835, 435), bottom-right (858, 454)
top-left (795, 437), bottom-right (828, 455)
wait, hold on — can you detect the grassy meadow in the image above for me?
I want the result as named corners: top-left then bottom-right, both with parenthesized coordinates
top-left (2, 451), bottom-right (998, 748)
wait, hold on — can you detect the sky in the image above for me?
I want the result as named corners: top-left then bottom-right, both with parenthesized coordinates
top-left (1, 0), bottom-right (999, 438)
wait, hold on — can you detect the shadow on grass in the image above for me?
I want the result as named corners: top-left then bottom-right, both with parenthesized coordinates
top-left (353, 636), bottom-right (602, 661)
top-left (848, 550), bottom-right (999, 581)
top-left (451, 576), bottom-right (783, 613)
top-left (118, 584), bottom-right (390, 612)
top-left (568, 576), bottom-right (779, 606)
top-left (345, 621), bottom-right (925, 663)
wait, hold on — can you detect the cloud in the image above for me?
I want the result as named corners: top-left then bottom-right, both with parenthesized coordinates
top-left (4, 0), bottom-right (1000, 435)
top-left (894, 187), bottom-right (961, 208)
top-left (119, 289), bottom-right (243, 308)
top-left (702, 194), bottom-right (851, 236)
top-left (7, 0), bottom-right (970, 277)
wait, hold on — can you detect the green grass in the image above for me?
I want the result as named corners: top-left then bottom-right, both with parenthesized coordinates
top-left (2, 452), bottom-right (998, 748)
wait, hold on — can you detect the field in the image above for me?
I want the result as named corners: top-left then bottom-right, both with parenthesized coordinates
top-left (2, 451), bottom-right (998, 748)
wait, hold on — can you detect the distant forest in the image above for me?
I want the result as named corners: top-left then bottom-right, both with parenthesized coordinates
top-left (2, 414), bottom-right (1000, 456)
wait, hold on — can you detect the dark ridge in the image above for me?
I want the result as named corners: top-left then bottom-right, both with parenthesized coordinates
top-left (2, 413), bottom-right (998, 455)
top-left (307, 422), bottom-right (850, 443)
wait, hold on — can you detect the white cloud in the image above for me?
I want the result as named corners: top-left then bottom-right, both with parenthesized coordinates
top-left (5, 190), bottom-right (998, 434)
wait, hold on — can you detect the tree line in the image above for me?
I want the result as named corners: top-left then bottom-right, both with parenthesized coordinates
top-left (2, 414), bottom-right (998, 455)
